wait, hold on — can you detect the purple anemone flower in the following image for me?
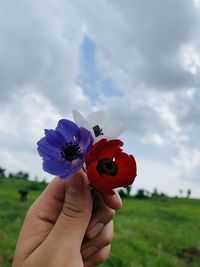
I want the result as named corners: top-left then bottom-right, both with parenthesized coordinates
top-left (37, 119), bottom-right (93, 179)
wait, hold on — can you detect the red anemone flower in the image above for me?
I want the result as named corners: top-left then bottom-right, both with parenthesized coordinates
top-left (85, 139), bottom-right (137, 194)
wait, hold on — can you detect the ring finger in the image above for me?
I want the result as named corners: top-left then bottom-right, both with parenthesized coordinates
top-left (81, 220), bottom-right (113, 259)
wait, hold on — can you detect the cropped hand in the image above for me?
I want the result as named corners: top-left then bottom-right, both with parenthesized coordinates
top-left (12, 170), bottom-right (122, 267)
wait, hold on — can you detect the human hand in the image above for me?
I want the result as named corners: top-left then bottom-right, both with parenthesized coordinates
top-left (12, 170), bottom-right (122, 267)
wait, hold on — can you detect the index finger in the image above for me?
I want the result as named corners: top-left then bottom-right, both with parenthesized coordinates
top-left (99, 190), bottom-right (122, 210)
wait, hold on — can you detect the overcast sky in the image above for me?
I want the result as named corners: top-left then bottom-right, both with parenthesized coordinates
top-left (1, 0), bottom-right (200, 197)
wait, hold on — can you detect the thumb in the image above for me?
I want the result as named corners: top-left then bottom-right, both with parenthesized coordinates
top-left (49, 172), bottom-right (92, 251)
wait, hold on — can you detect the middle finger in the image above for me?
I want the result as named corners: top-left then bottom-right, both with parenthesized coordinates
top-left (86, 192), bottom-right (115, 239)
top-left (81, 220), bottom-right (113, 259)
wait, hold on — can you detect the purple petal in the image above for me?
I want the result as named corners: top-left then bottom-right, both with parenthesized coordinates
top-left (43, 160), bottom-right (71, 176)
top-left (79, 127), bottom-right (94, 156)
top-left (37, 137), bottom-right (61, 160)
top-left (56, 119), bottom-right (81, 142)
top-left (44, 129), bottom-right (66, 149)
top-left (59, 158), bottom-right (83, 179)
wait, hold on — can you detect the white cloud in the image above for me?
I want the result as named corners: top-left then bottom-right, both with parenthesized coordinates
top-left (0, 90), bottom-right (61, 147)
top-left (180, 45), bottom-right (200, 74)
top-left (193, 0), bottom-right (200, 8)
top-left (173, 144), bottom-right (200, 183)
top-left (81, 0), bottom-right (196, 91)
top-left (0, 0), bottom-right (88, 111)
top-left (140, 133), bottom-right (164, 146)
top-left (134, 158), bottom-right (200, 198)
top-left (0, 0), bottom-right (200, 196)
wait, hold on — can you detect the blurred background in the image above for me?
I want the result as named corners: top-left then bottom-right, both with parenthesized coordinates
top-left (0, 0), bottom-right (200, 266)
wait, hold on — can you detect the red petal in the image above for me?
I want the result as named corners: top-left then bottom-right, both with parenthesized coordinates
top-left (118, 159), bottom-right (136, 176)
top-left (100, 154), bottom-right (137, 189)
top-left (85, 139), bottom-right (107, 165)
top-left (87, 161), bottom-right (114, 194)
top-left (86, 139), bottom-right (137, 194)
top-left (117, 155), bottom-right (137, 186)
top-left (98, 139), bottom-right (123, 159)
top-left (115, 152), bottom-right (130, 168)
top-left (100, 174), bottom-right (121, 188)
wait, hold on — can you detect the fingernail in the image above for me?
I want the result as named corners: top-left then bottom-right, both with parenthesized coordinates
top-left (68, 174), bottom-right (84, 193)
top-left (87, 223), bottom-right (104, 239)
top-left (82, 246), bottom-right (97, 258)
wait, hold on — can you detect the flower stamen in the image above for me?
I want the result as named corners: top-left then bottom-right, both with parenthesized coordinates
top-left (96, 158), bottom-right (118, 176)
top-left (60, 142), bottom-right (81, 161)
top-left (93, 125), bottom-right (104, 137)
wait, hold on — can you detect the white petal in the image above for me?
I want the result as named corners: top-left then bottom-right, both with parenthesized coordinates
top-left (73, 110), bottom-right (125, 140)
top-left (106, 122), bottom-right (126, 138)
top-left (87, 111), bottom-right (107, 127)
top-left (72, 109), bottom-right (91, 130)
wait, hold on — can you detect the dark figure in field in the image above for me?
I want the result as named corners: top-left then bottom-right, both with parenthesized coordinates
top-left (18, 189), bottom-right (28, 201)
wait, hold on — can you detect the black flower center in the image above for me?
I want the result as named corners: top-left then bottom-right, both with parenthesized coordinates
top-left (96, 158), bottom-right (118, 176)
top-left (60, 142), bottom-right (81, 161)
top-left (93, 125), bottom-right (104, 137)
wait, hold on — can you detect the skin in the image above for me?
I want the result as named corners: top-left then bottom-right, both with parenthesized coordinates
top-left (12, 170), bottom-right (122, 267)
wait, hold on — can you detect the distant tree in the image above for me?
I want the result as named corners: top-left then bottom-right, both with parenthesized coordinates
top-left (160, 192), bottom-right (167, 197)
top-left (8, 172), bottom-right (15, 179)
top-left (159, 192), bottom-right (168, 201)
top-left (126, 186), bottom-right (132, 196)
top-left (135, 189), bottom-right (149, 199)
top-left (145, 190), bottom-right (151, 197)
top-left (0, 167), bottom-right (6, 178)
top-left (118, 186), bottom-right (133, 198)
top-left (15, 171), bottom-right (29, 180)
top-left (152, 188), bottom-right (159, 198)
top-left (187, 189), bottom-right (191, 198)
top-left (41, 179), bottom-right (48, 186)
top-left (118, 189), bottom-right (127, 198)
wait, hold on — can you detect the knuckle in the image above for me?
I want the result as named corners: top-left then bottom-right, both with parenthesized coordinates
top-left (93, 245), bottom-right (111, 265)
top-left (107, 208), bottom-right (115, 220)
top-left (100, 221), bottom-right (114, 247)
top-left (102, 234), bottom-right (113, 247)
top-left (102, 235), bottom-right (113, 247)
top-left (62, 198), bottom-right (84, 219)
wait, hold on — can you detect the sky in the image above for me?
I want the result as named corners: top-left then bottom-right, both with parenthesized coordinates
top-left (0, 0), bottom-right (200, 197)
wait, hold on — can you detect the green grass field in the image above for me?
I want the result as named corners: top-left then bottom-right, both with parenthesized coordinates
top-left (0, 178), bottom-right (199, 267)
